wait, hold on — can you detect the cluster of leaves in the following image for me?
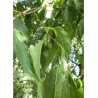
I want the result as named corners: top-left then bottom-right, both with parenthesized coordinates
top-left (13, 0), bottom-right (84, 98)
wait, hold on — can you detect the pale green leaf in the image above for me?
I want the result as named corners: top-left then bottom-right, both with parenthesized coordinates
top-left (13, 29), bottom-right (40, 82)
top-left (59, 48), bottom-right (69, 73)
top-left (29, 40), bottom-right (43, 79)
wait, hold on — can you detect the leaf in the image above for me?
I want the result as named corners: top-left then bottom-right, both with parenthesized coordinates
top-left (13, 29), bottom-right (40, 82)
top-left (29, 40), bottom-right (43, 79)
top-left (77, 88), bottom-right (84, 98)
top-left (13, 44), bottom-right (16, 60)
top-left (64, 6), bottom-right (78, 29)
top-left (59, 48), bottom-right (69, 73)
top-left (79, 18), bottom-right (84, 35)
top-left (38, 7), bottom-right (46, 21)
top-left (50, 19), bottom-right (58, 44)
top-left (13, 19), bottom-right (29, 39)
top-left (64, 24), bottom-right (75, 41)
top-left (16, 2), bottom-right (25, 12)
top-left (55, 80), bottom-right (70, 98)
top-left (55, 74), bottom-right (84, 98)
top-left (74, 0), bottom-right (84, 7)
top-left (51, 27), bottom-right (70, 57)
top-left (42, 67), bottom-right (64, 98)
top-left (41, 44), bottom-right (57, 69)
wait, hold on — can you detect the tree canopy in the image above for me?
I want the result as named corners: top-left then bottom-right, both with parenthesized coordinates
top-left (13, 0), bottom-right (84, 98)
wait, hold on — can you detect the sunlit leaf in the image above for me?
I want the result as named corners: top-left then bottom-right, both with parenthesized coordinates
top-left (13, 29), bottom-right (40, 82)
top-left (29, 40), bottom-right (43, 78)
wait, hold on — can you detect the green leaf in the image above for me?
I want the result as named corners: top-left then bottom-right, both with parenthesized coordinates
top-left (13, 29), bottom-right (40, 82)
top-left (16, 2), bottom-right (25, 12)
top-left (42, 67), bottom-right (64, 98)
top-left (55, 80), bottom-right (70, 98)
top-left (41, 44), bottom-right (57, 69)
top-left (77, 88), bottom-right (84, 98)
top-left (36, 82), bottom-right (43, 98)
top-left (64, 6), bottom-right (78, 29)
top-left (13, 19), bottom-right (29, 39)
top-left (50, 19), bottom-right (58, 44)
top-left (32, 18), bottom-right (39, 32)
top-left (51, 27), bottom-right (70, 57)
top-left (64, 25), bottom-right (75, 40)
top-left (55, 74), bottom-right (84, 98)
top-left (79, 18), bottom-right (84, 35)
top-left (38, 7), bottom-right (46, 21)
top-left (74, 0), bottom-right (84, 7)
top-left (24, 14), bottom-right (33, 31)
top-left (29, 40), bottom-right (43, 79)
top-left (59, 48), bottom-right (69, 73)
top-left (13, 44), bottom-right (16, 60)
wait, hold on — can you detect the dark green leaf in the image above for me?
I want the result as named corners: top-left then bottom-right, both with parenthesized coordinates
top-left (79, 18), bottom-right (84, 35)
top-left (64, 6), bottom-right (78, 29)
top-left (52, 27), bottom-right (70, 57)
top-left (38, 7), bottom-right (46, 21)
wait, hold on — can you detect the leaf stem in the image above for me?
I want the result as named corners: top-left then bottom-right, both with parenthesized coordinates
top-left (33, 12), bottom-right (61, 46)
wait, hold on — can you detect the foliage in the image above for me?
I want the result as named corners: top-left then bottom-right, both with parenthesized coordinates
top-left (13, 0), bottom-right (84, 98)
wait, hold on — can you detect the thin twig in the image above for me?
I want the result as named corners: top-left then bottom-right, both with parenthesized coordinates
top-left (13, 7), bottom-right (43, 20)
top-left (78, 9), bottom-right (84, 16)
top-left (70, 59), bottom-right (79, 65)
top-left (76, 36), bottom-right (84, 48)
top-left (33, 12), bottom-right (61, 46)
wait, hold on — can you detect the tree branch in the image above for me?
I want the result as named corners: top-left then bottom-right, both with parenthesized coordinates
top-left (13, 7), bottom-right (44, 20)
top-left (33, 12), bottom-right (61, 46)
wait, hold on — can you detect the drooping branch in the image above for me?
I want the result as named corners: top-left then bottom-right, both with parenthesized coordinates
top-left (33, 12), bottom-right (61, 46)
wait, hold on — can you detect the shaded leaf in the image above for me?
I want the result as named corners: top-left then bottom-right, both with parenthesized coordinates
top-left (51, 27), bottom-right (70, 58)
top-left (13, 29), bottom-right (40, 82)
top-left (79, 18), bottom-right (84, 35)
top-left (64, 6), bottom-right (78, 29)
top-left (13, 19), bottom-right (29, 39)
top-left (41, 44), bottom-right (57, 69)
top-left (42, 67), bottom-right (64, 98)
top-left (38, 7), bottom-right (46, 21)
top-left (55, 80), bottom-right (70, 98)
